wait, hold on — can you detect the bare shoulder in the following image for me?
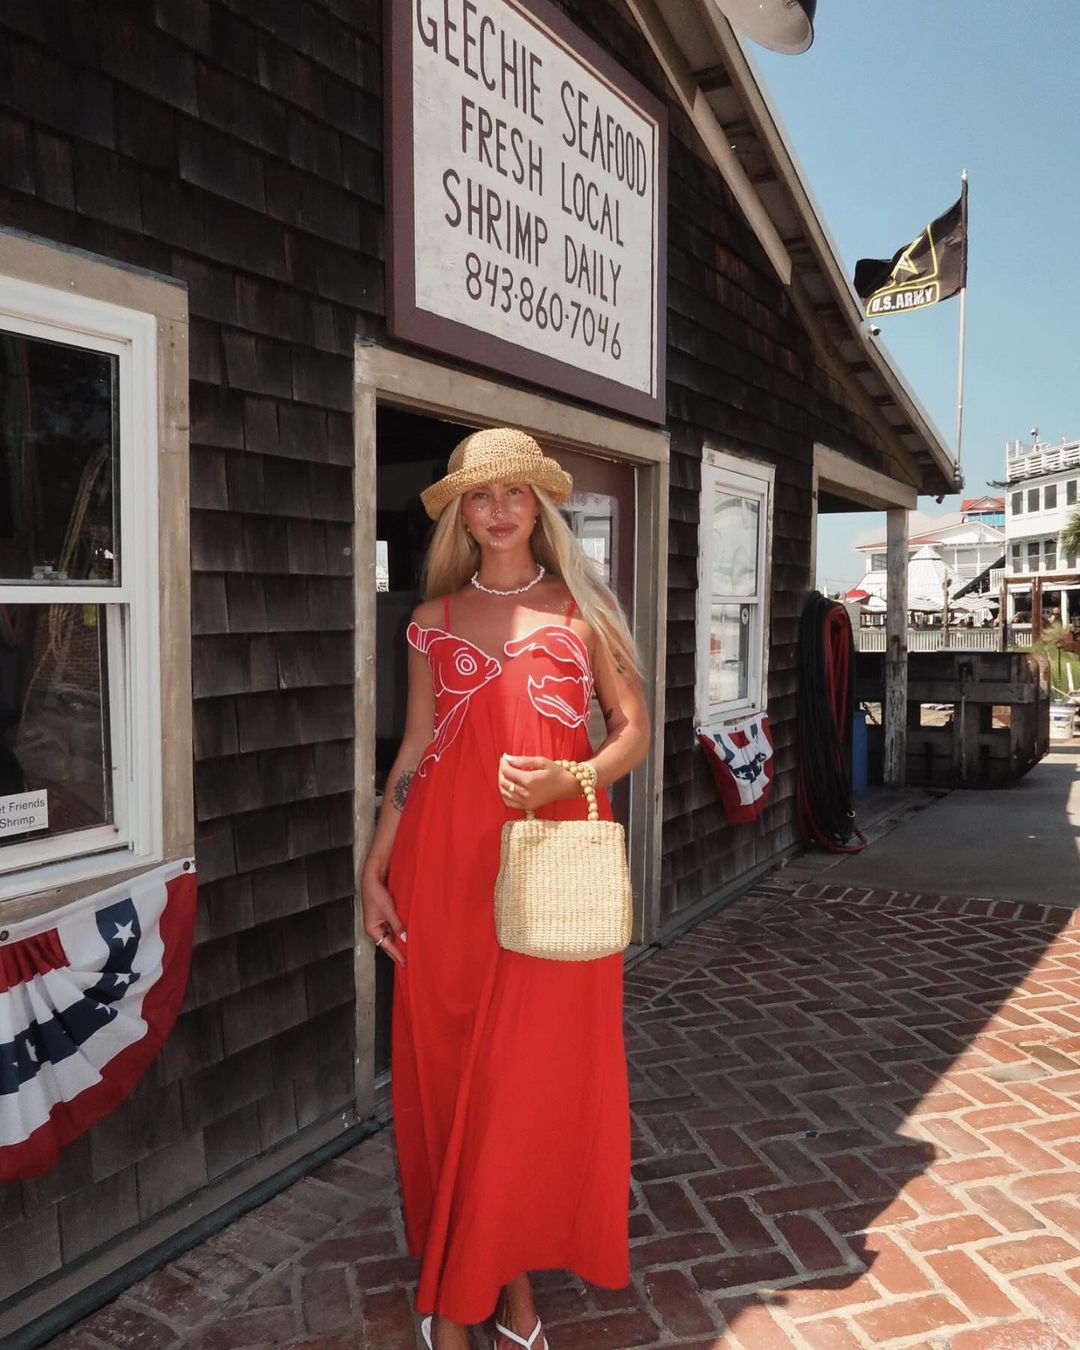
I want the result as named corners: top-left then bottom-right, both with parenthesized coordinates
top-left (411, 596), bottom-right (446, 629)
top-left (547, 580), bottom-right (601, 658)
top-left (535, 575), bottom-right (573, 615)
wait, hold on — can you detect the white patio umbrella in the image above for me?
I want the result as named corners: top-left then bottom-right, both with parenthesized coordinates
top-left (906, 545), bottom-right (957, 613)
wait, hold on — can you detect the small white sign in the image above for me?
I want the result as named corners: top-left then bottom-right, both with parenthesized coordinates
top-left (0, 790), bottom-right (49, 840)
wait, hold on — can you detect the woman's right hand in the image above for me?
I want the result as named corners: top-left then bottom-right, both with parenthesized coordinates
top-left (361, 868), bottom-right (406, 968)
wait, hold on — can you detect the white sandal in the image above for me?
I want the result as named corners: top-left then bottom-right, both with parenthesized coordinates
top-left (494, 1315), bottom-right (548, 1349)
top-left (420, 1315), bottom-right (434, 1348)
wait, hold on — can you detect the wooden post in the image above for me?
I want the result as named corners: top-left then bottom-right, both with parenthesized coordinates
top-left (884, 508), bottom-right (909, 788)
top-left (942, 576), bottom-right (951, 650)
top-left (1000, 576), bottom-right (1008, 653)
top-left (1034, 576), bottom-right (1044, 642)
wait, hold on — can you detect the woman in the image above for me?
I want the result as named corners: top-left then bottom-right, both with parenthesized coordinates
top-left (360, 427), bottom-right (650, 1350)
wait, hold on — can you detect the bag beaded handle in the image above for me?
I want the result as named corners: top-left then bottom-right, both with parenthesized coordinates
top-left (521, 759), bottom-right (600, 821)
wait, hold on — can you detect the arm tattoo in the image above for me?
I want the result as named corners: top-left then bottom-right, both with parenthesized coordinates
top-left (391, 769), bottom-right (415, 812)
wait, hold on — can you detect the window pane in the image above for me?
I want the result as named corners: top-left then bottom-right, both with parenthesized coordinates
top-left (1068, 480), bottom-right (1077, 506)
top-left (0, 603), bottom-right (113, 848)
top-left (1045, 484), bottom-right (1057, 510)
top-left (566, 489), bottom-right (616, 588)
top-left (712, 490), bottom-right (759, 598)
top-left (1011, 492), bottom-right (1022, 514)
top-left (1045, 538), bottom-right (1057, 570)
top-left (707, 601), bottom-right (752, 705)
top-left (1027, 541), bottom-right (1040, 571)
top-left (0, 331), bottom-right (119, 584)
top-left (375, 539), bottom-right (389, 592)
top-left (1028, 489), bottom-right (1039, 513)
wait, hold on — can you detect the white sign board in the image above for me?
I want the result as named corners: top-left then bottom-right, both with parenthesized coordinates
top-left (390, 0), bottom-right (667, 422)
top-left (0, 790), bottom-right (49, 840)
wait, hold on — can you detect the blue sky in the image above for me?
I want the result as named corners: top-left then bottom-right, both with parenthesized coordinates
top-left (750, 0), bottom-right (1080, 591)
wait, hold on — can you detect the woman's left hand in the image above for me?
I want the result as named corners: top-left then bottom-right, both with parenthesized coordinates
top-left (498, 754), bottom-right (578, 810)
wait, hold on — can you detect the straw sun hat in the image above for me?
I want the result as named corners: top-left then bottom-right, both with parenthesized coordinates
top-left (419, 427), bottom-right (574, 521)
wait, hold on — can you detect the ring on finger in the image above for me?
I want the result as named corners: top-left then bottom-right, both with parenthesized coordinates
top-left (375, 933), bottom-right (388, 948)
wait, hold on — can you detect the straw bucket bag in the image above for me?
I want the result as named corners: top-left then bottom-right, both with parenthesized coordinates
top-left (494, 760), bottom-right (633, 962)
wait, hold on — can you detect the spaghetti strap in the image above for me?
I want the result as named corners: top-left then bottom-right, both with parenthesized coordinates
top-left (565, 596), bottom-right (576, 624)
top-left (443, 594), bottom-right (451, 628)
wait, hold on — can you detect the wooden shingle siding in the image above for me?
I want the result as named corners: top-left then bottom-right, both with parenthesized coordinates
top-left (0, 0), bottom-right (913, 1308)
top-left (0, 0), bottom-right (380, 1302)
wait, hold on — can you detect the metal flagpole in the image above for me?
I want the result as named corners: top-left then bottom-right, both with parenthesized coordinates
top-left (954, 168), bottom-right (969, 468)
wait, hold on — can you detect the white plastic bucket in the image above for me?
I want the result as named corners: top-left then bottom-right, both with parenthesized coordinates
top-left (1049, 702), bottom-right (1076, 741)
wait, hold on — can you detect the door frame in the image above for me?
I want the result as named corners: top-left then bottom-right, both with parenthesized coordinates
top-left (352, 343), bottom-right (670, 1117)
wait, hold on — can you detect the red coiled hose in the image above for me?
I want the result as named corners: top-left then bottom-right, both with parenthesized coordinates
top-left (796, 592), bottom-right (867, 853)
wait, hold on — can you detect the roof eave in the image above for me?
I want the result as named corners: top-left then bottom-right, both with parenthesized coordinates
top-left (638, 0), bottom-right (962, 498)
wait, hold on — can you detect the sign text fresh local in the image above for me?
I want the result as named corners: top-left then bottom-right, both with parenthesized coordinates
top-left (389, 0), bottom-right (667, 422)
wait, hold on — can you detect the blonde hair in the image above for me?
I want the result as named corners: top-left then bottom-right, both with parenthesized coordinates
top-left (421, 486), bottom-right (641, 675)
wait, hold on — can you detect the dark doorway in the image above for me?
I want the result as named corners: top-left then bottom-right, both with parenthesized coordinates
top-left (371, 408), bottom-right (639, 1076)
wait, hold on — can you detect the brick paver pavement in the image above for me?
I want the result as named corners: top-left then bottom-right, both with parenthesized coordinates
top-left (44, 872), bottom-right (1080, 1350)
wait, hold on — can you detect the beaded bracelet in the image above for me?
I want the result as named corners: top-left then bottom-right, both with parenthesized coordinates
top-left (554, 758), bottom-right (601, 822)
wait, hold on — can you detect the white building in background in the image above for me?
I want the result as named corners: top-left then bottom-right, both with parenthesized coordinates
top-left (854, 500), bottom-right (1006, 599)
top-left (1004, 436), bottom-right (1080, 626)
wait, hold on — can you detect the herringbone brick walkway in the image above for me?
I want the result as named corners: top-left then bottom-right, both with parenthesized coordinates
top-left (44, 872), bottom-right (1080, 1350)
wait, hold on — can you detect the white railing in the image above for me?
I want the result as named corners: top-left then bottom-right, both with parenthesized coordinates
top-left (1008, 625), bottom-right (1034, 649)
top-left (1003, 560), bottom-right (1080, 579)
top-left (1006, 441), bottom-right (1080, 482)
top-left (856, 627), bottom-right (1002, 653)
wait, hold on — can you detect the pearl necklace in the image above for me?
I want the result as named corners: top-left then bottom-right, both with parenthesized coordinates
top-left (470, 565), bottom-right (546, 596)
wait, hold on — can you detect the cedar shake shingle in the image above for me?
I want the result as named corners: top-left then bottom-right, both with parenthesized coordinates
top-left (220, 969), bottom-right (309, 1057)
top-left (180, 1043), bottom-right (273, 1134)
top-left (195, 58), bottom-right (288, 157)
top-left (100, 10), bottom-right (198, 114)
top-left (224, 575), bottom-right (270, 633)
top-left (135, 1134), bottom-right (209, 1219)
top-left (87, 1081), bottom-right (187, 1182)
top-left (203, 1103), bottom-right (263, 1180)
top-left (0, 1208), bottom-right (62, 1301)
top-left (158, 1003), bottom-right (227, 1083)
top-left (8, 43), bottom-right (115, 146)
top-left (0, 111), bottom-right (33, 194)
top-left (115, 85), bottom-right (177, 172)
top-left (190, 381), bottom-right (246, 448)
top-left (59, 1166), bottom-right (139, 1261)
top-left (72, 140), bottom-right (143, 233)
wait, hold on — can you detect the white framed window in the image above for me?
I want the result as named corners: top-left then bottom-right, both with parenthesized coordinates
top-left (0, 276), bottom-right (162, 895)
top-left (696, 448), bottom-right (774, 725)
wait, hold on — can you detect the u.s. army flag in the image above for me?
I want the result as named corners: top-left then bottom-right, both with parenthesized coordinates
top-left (854, 183), bottom-right (968, 317)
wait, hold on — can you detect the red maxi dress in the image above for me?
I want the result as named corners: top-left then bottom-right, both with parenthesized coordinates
top-left (389, 595), bottom-right (630, 1324)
